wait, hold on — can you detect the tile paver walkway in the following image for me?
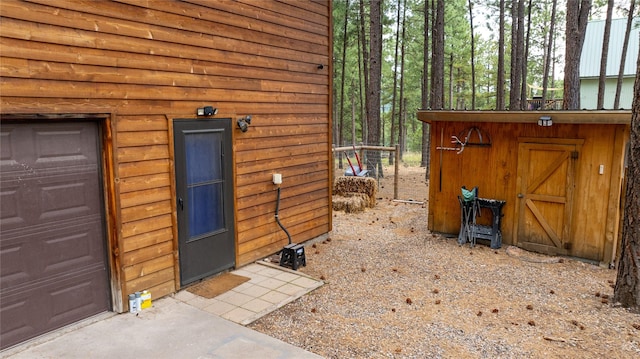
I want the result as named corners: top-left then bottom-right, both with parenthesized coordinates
top-left (175, 261), bottom-right (323, 325)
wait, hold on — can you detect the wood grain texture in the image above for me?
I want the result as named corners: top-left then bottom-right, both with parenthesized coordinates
top-left (1, 0), bottom-right (331, 305)
top-left (427, 119), bottom-right (628, 262)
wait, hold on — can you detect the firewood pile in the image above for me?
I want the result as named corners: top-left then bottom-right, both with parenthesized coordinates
top-left (332, 176), bottom-right (377, 213)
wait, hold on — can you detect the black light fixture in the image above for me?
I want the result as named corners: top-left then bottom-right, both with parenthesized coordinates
top-left (538, 116), bottom-right (552, 127)
top-left (237, 115), bottom-right (252, 132)
top-left (196, 106), bottom-right (218, 116)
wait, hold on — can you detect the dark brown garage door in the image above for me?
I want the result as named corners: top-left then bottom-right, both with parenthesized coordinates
top-left (0, 121), bottom-right (110, 349)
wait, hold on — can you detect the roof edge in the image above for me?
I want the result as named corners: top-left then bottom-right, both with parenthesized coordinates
top-left (416, 110), bottom-right (632, 125)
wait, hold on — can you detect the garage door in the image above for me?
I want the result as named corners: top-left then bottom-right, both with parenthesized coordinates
top-left (0, 121), bottom-right (110, 349)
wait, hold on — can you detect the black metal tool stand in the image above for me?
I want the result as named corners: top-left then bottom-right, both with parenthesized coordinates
top-left (459, 197), bottom-right (506, 249)
top-left (458, 196), bottom-right (477, 245)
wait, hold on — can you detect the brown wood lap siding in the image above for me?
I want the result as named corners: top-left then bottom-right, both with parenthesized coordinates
top-left (1, 0), bottom-right (332, 310)
top-left (427, 120), bottom-right (627, 262)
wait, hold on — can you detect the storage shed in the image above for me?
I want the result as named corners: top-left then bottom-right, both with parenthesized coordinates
top-left (418, 110), bottom-right (630, 266)
top-left (0, 0), bottom-right (332, 349)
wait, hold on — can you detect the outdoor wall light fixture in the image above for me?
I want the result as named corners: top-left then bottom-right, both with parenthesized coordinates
top-left (196, 106), bottom-right (218, 116)
top-left (538, 116), bottom-right (552, 127)
top-left (237, 115), bottom-right (252, 132)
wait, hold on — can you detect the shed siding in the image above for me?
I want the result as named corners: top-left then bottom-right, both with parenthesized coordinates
top-left (1, 0), bottom-right (331, 309)
top-left (580, 77), bottom-right (635, 109)
top-left (428, 121), bottom-right (627, 262)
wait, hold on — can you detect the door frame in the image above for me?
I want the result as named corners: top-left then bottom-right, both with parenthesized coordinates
top-left (169, 118), bottom-right (237, 289)
top-left (514, 137), bottom-right (584, 255)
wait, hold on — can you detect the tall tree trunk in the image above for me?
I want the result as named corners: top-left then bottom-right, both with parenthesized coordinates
top-left (351, 79), bottom-right (357, 146)
top-left (398, 0), bottom-right (407, 160)
top-left (614, 0), bottom-right (636, 110)
top-left (390, 0), bottom-right (402, 165)
top-left (516, 0), bottom-right (525, 109)
top-left (563, 0), bottom-right (591, 110)
top-left (597, 0), bottom-right (615, 110)
top-left (509, 0), bottom-right (520, 110)
top-left (359, 0), bottom-right (370, 145)
top-left (614, 41), bottom-right (640, 312)
top-left (429, 0), bottom-right (444, 181)
top-left (338, 0), bottom-right (350, 166)
top-left (520, 0), bottom-right (531, 110)
top-left (421, 0), bottom-right (431, 171)
top-left (400, 98), bottom-right (407, 159)
top-left (431, 0), bottom-right (445, 111)
top-left (357, 23), bottom-right (366, 144)
top-left (368, 0), bottom-right (382, 177)
top-left (496, 0), bottom-right (505, 110)
top-left (456, 66), bottom-right (464, 109)
top-left (551, 27), bottom-right (557, 99)
top-left (541, 0), bottom-right (557, 108)
top-left (449, 51), bottom-right (454, 109)
top-left (468, 0), bottom-right (476, 110)
top-left (333, 89), bottom-right (340, 165)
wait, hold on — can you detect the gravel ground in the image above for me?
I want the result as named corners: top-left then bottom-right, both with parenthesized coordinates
top-left (249, 166), bottom-right (640, 358)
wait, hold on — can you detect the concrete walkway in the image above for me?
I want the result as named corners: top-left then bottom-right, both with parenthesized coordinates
top-left (2, 261), bottom-right (324, 359)
top-left (176, 262), bottom-right (323, 325)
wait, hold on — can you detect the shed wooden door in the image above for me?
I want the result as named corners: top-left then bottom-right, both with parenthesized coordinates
top-left (515, 139), bottom-right (582, 256)
top-left (0, 121), bottom-right (110, 349)
top-left (174, 119), bottom-right (235, 286)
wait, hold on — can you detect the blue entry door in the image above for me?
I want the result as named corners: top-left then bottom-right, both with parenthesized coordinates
top-left (174, 119), bottom-right (235, 285)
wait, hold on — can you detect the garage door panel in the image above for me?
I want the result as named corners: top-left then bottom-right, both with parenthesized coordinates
top-left (0, 179), bottom-right (33, 230)
top-left (0, 297), bottom-right (33, 348)
top-left (0, 125), bottom-right (39, 171)
top-left (41, 222), bottom-right (106, 278)
top-left (0, 126), bottom-right (22, 169)
top-left (1, 216), bottom-right (105, 288)
top-left (0, 130), bottom-right (14, 162)
top-left (38, 173), bottom-right (100, 221)
top-left (0, 185), bottom-right (24, 229)
top-left (1, 172), bottom-right (101, 229)
top-left (47, 271), bottom-right (109, 326)
top-left (1, 269), bottom-right (108, 349)
top-left (0, 124), bottom-right (97, 170)
top-left (33, 125), bottom-right (97, 168)
top-left (0, 242), bottom-right (30, 288)
top-left (0, 121), bottom-right (109, 350)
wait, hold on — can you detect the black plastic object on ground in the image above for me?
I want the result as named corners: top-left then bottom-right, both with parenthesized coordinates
top-left (279, 243), bottom-right (307, 270)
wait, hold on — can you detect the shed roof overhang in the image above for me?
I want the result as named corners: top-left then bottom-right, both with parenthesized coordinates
top-left (417, 110), bottom-right (632, 125)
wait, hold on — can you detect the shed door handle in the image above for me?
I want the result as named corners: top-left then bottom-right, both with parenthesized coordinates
top-left (517, 193), bottom-right (524, 198)
top-left (178, 197), bottom-right (183, 210)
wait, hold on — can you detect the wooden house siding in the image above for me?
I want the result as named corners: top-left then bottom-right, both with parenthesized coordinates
top-left (0, 0), bottom-right (332, 313)
top-left (418, 111), bottom-right (629, 264)
top-left (580, 77), bottom-right (635, 110)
